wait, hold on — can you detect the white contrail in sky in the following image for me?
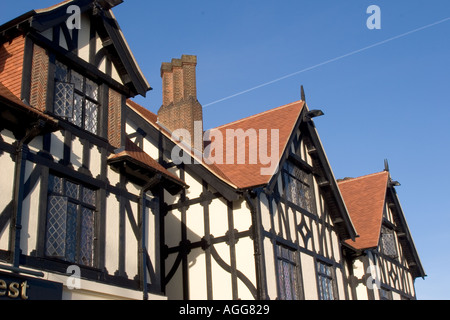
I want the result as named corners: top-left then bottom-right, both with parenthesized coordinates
top-left (203, 16), bottom-right (450, 108)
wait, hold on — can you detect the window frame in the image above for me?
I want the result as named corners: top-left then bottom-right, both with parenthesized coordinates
top-left (276, 244), bottom-right (302, 300)
top-left (316, 260), bottom-right (337, 300)
top-left (53, 60), bottom-right (100, 135)
top-left (282, 160), bottom-right (316, 214)
top-left (45, 173), bottom-right (97, 267)
top-left (380, 225), bottom-right (398, 259)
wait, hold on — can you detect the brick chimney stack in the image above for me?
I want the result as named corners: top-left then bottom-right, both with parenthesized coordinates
top-left (158, 55), bottom-right (203, 152)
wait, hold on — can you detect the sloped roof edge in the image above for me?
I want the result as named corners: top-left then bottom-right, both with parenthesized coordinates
top-left (0, 0), bottom-right (151, 97)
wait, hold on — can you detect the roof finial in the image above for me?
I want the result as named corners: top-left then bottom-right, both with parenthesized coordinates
top-left (384, 159), bottom-right (390, 172)
top-left (301, 85), bottom-right (306, 102)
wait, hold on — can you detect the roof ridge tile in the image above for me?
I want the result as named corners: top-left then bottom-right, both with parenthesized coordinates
top-left (337, 171), bottom-right (388, 185)
top-left (212, 100), bottom-right (304, 130)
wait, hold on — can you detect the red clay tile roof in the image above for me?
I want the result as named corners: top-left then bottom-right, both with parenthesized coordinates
top-left (210, 101), bottom-right (305, 189)
top-left (127, 99), bottom-right (158, 124)
top-left (108, 137), bottom-right (186, 187)
top-left (0, 35), bottom-right (25, 99)
top-left (0, 82), bottom-right (57, 124)
top-left (338, 171), bottom-right (389, 250)
top-left (127, 99), bottom-right (305, 189)
top-left (126, 99), bottom-right (234, 186)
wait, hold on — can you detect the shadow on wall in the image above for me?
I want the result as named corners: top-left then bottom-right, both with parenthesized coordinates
top-left (164, 194), bottom-right (257, 300)
top-left (0, 43), bottom-right (13, 74)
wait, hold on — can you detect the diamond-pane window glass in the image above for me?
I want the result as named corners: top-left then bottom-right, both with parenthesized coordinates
top-left (381, 226), bottom-right (398, 259)
top-left (53, 61), bottom-right (99, 135)
top-left (80, 208), bottom-right (95, 266)
top-left (45, 195), bottom-right (68, 258)
top-left (54, 82), bottom-right (74, 118)
top-left (48, 175), bottom-right (63, 194)
top-left (71, 70), bottom-right (84, 92)
top-left (283, 161), bottom-right (316, 213)
top-left (86, 78), bottom-right (98, 100)
top-left (70, 93), bottom-right (83, 127)
top-left (277, 245), bottom-right (299, 300)
top-left (45, 175), bottom-right (96, 267)
top-left (55, 61), bottom-right (68, 82)
top-left (84, 100), bottom-right (98, 134)
top-left (65, 180), bottom-right (79, 199)
top-left (317, 261), bottom-right (335, 300)
top-left (82, 187), bottom-right (96, 206)
top-left (65, 202), bottom-right (78, 263)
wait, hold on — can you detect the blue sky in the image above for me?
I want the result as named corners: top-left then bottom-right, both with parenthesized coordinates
top-left (2, 0), bottom-right (450, 300)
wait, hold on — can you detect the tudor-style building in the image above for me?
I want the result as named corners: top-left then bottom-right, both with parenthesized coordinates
top-left (338, 169), bottom-right (425, 300)
top-left (126, 55), bottom-right (359, 300)
top-left (0, 0), bottom-right (185, 300)
top-left (0, 0), bottom-right (425, 300)
top-left (126, 55), bottom-right (425, 300)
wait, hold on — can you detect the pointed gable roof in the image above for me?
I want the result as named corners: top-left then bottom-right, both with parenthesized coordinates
top-left (338, 170), bottom-right (426, 278)
top-left (338, 171), bottom-right (389, 250)
top-left (127, 99), bottom-right (305, 189)
top-left (210, 101), bottom-right (305, 189)
top-left (0, 0), bottom-right (150, 97)
top-left (127, 98), bottom-right (357, 240)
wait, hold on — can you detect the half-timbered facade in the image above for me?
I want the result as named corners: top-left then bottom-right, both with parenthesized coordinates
top-left (0, 0), bottom-right (425, 300)
top-left (0, 0), bottom-right (185, 300)
top-left (125, 55), bottom-right (360, 300)
top-left (338, 169), bottom-right (426, 300)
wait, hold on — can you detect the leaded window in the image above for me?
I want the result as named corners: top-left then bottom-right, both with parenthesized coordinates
top-left (282, 161), bottom-right (316, 213)
top-left (317, 261), bottom-right (335, 300)
top-left (45, 174), bottom-right (96, 267)
top-left (380, 226), bottom-right (398, 259)
top-left (276, 245), bottom-right (300, 300)
top-left (54, 61), bottom-right (99, 134)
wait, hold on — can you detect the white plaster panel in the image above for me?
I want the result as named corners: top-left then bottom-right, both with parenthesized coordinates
top-left (259, 193), bottom-right (271, 231)
top-left (0, 152), bottom-right (15, 250)
top-left (188, 247), bottom-right (207, 300)
top-left (235, 237), bottom-right (257, 300)
top-left (50, 131), bottom-right (65, 162)
top-left (90, 146), bottom-right (102, 179)
top-left (165, 253), bottom-right (183, 300)
top-left (209, 198), bottom-right (228, 237)
top-left (1, 129), bottom-right (15, 145)
top-left (78, 13), bottom-right (91, 62)
top-left (125, 200), bottom-right (138, 279)
top-left (232, 199), bottom-right (252, 233)
top-left (71, 136), bottom-right (83, 170)
top-left (28, 136), bottom-right (43, 153)
top-left (107, 166), bottom-right (120, 187)
top-left (143, 136), bottom-right (160, 160)
top-left (105, 194), bottom-right (119, 274)
top-left (20, 161), bottom-right (41, 256)
top-left (184, 171), bottom-right (202, 199)
top-left (165, 210), bottom-right (182, 248)
top-left (211, 243), bottom-right (232, 300)
top-left (186, 203), bottom-right (204, 243)
top-left (300, 253), bottom-right (318, 300)
top-left (263, 238), bottom-right (277, 299)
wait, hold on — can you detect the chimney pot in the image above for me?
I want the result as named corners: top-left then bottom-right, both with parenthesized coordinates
top-left (158, 55), bottom-right (203, 152)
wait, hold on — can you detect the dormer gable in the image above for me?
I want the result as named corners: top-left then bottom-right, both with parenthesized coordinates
top-left (0, 0), bottom-right (150, 98)
top-left (338, 169), bottom-right (426, 279)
